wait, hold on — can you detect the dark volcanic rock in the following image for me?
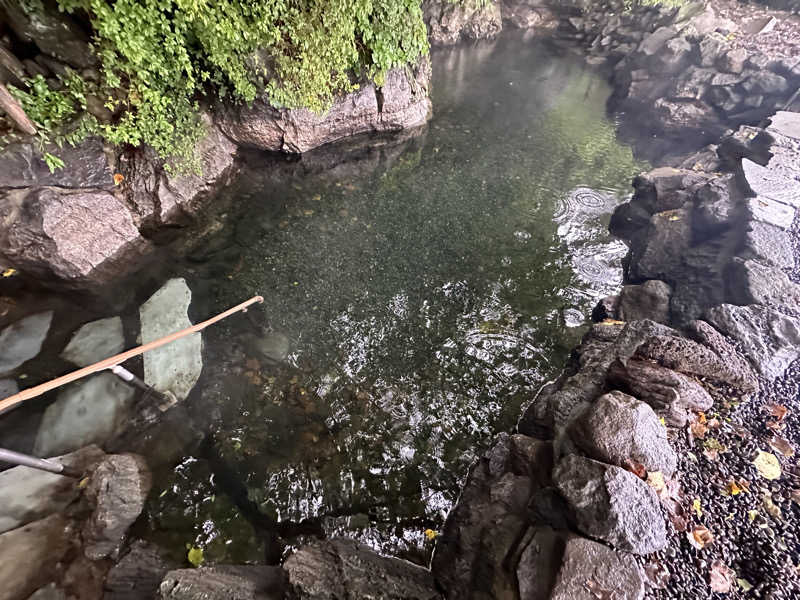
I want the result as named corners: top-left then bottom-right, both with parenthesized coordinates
top-left (554, 454), bottom-right (667, 555)
top-left (160, 566), bottom-right (287, 600)
top-left (105, 541), bottom-right (178, 600)
top-left (0, 187), bottom-right (146, 283)
top-left (570, 391), bottom-right (677, 477)
top-left (705, 304), bottom-right (800, 382)
top-left (693, 174), bottom-right (739, 234)
top-left (218, 63), bottom-right (431, 153)
top-left (628, 208), bottom-right (692, 282)
top-left (83, 454), bottom-right (152, 560)
top-left (607, 359), bottom-right (714, 427)
top-left (631, 167), bottom-right (709, 215)
top-left (618, 280), bottom-right (672, 324)
top-left (0, 138), bottom-right (113, 190)
top-left (686, 319), bottom-right (759, 393)
top-left (550, 536), bottom-right (645, 600)
top-left (285, 538), bottom-right (440, 600)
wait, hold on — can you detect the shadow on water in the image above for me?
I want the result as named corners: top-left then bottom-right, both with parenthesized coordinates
top-left (1, 31), bottom-right (648, 566)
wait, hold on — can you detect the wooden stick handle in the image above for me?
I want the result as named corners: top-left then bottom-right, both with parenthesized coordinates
top-left (0, 81), bottom-right (37, 136)
top-left (0, 295), bottom-right (263, 415)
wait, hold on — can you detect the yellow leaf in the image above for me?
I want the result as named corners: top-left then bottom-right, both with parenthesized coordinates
top-left (77, 477), bottom-right (90, 489)
top-left (1, 268), bottom-right (17, 278)
top-left (646, 471), bottom-right (666, 494)
top-left (753, 451), bottom-right (781, 480)
top-left (748, 510), bottom-right (758, 522)
top-left (693, 498), bottom-right (702, 518)
top-left (659, 416), bottom-right (666, 426)
top-left (424, 529), bottom-right (438, 541)
top-left (187, 546), bottom-right (204, 567)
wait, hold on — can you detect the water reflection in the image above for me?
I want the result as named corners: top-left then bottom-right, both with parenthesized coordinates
top-left (139, 31), bottom-right (646, 564)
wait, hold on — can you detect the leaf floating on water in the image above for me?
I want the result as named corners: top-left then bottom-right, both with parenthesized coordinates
top-left (709, 560), bottom-right (735, 593)
top-left (768, 434), bottom-right (794, 457)
top-left (687, 524), bottom-right (714, 550)
top-left (753, 451), bottom-right (781, 480)
top-left (424, 529), bottom-right (438, 541)
top-left (724, 480), bottom-right (746, 496)
top-left (748, 510), bottom-right (758, 522)
top-left (187, 546), bottom-right (204, 567)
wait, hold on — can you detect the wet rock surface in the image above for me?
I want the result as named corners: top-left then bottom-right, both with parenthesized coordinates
top-left (159, 566), bottom-right (287, 600)
top-left (60, 316), bottom-right (125, 367)
top-left (0, 311), bottom-right (53, 375)
top-left (105, 540), bottom-right (178, 600)
top-left (423, 0), bottom-right (502, 45)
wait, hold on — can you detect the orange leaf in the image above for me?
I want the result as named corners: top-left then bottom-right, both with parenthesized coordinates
top-left (766, 403), bottom-right (788, 421)
top-left (690, 421), bottom-right (708, 439)
top-left (113, 173), bottom-right (124, 185)
top-left (687, 524), bottom-right (714, 550)
top-left (623, 458), bottom-right (646, 479)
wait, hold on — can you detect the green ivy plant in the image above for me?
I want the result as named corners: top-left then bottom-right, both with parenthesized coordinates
top-left (11, 0), bottom-right (429, 172)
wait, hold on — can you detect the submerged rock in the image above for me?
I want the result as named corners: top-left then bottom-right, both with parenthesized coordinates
top-left (82, 453), bottom-right (151, 560)
top-left (0, 445), bottom-right (104, 534)
top-left (705, 304), bottom-right (800, 381)
top-left (550, 536), bottom-right (645, 600)
top-left (554, 454), bottom-right (667, 555)
top-left (0, 310), bottom-right (53, 375)
top-left (60, 316), bottom-right (125, 367)
top-left (160, 566), bottom-right (287, 600)
top-left (33, 372), bottom-right (136, 457)
top-left (570, 391), bottom-right (677, 477)
top-left (140, 278), bottom-right (203, 402)
top-left (105, 541), bottom-right (178, 600)
top-left (285, 538), bottom-right (440, 599)
top-left (0, 514), bottom-right (74, 600)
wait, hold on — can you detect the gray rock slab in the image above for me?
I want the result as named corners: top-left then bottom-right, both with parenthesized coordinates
top-left (571, 391), bottom-right (677, 477)
top-left (727, 259), bottom-right (800, 309)
top-left (32, 372), bottom-right (135, 457)
top-left (0, 445), bottom-right (104, 534)
top-left (742, 158), bottom-right (800, 208)
top-left (140, 278), bottom-right (203, 402)
top-left (83, 453), bottom-right (151, 560)
top-left (60, 316), bottom-right (125, 367)
top-left (768, 111), bottom-right (800, 141)
top-left (0, 311), bottom-right (53, 375)
top-left (705, 304), bottom-right (800, 381)
top-left (516, 526), bottom-right (567, 600)
top-left (740, 221), bottom-right (795, 269)
top-left (554, 454), bottom-right (667, 555)
top-left (159, 566), bottom-right (287, 600)
top-left (745, 196), bottom-right (796, 229)
top-left (285, 538), bottom-right (440, 599)
top-left (550, 536), bottom-right (645, 600)
top-left (0, 514), bottom-right (74, 600)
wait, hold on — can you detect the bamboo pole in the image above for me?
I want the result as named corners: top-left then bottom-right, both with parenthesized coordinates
top-left (0, 80), bottom-right (37, 136)
top-left (0, 295), bottom-right (263, 415)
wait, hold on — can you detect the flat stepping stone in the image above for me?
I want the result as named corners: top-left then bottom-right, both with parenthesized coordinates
top-left (60, 316), bottom-right (125, 367)
top-left (0, 311), bottom-right (53, 375)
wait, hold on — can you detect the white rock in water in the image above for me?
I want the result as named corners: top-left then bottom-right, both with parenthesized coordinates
top-left (60, 316), bottom-right (125, 367)
top-left (33, 372), bottom-right (135, 457)
top-left (0, 311), bottom-right (54, 374)
top-left (139, 278), bottom-right (202, 402)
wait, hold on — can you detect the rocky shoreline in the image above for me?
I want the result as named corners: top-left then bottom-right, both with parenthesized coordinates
top-left (1, 1), bottom-right (800, 599)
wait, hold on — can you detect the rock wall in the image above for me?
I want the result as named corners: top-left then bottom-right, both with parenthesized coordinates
top-left (431, 111), bottom-right (800, 599)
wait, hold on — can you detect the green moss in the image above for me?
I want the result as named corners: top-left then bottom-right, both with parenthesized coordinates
top-left (12, 0), bottom-right (429, 170)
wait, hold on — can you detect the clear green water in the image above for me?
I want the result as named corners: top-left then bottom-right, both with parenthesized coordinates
top-left (141, 33), bottom-right (646, 566)
top-left (0, 32), bottom-right (646, 567)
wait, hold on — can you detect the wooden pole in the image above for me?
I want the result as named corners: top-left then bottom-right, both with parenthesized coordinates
top-left (0, 80), bottom-right (37, 136)
top-left (0, 295), bottom-right (263, 415)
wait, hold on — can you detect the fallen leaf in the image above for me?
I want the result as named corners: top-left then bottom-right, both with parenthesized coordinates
top-left (737, 578), bottom-right (753, 592)
top-left (584, 580), bottom-right (617, 599)
top-left (753, 450), bottom-right (781, 480)
top-left (1, 268), bottom-right (16, 278)
top-left (687, 524), bottom-right (714, 550)
top-left (766, 403), bottom-right (788, 422)
top-left (748, 510), bottom-right (758, 522)
top-left (623, 458), bottom-right (646, 479)
top-left (724, 480), bottom-right (744, 496)
top-left (768, 434), bottom-right (794, 457)
top-left (245, 358), bottom-right (260, 371)
top-left (647, 471), bottom-right (666, 495)
top-left (762, 492), bottom-right (782, 520)
top-left (600, 319), bottom-right (625, 326)
top-left (424, 528), bottom-right (438, 541)
top-left (693, 498), bottom-right (702, 518)
top-left (709, 560), bottom-right (735, 593)
top-left (187, 546), bottom-right (204, 567)
top-left (690, 421), bottom-right (708, 439)
top-left (706, 417), bottom-right (720, 429)
top-left (113, 173), bottom-right (124, 185)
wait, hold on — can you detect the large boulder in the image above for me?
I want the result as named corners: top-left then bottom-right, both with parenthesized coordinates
top-left (627, 208), bottom-right (692, 282)
top-left (515, 527), bottom-right (568, 600)
top-left (0, 188), bottom-right (145, 283)
top-left (0, 310), bottom-right (53, 375)
top-left (424, 0), bottom-right (502, 45)
top-left (33, 372), bottom-right (136, 457)
top-left (705, 304), bottom-right (800, 381)
top-left (630, 167), bottom-right (708, 215)
top-left (218, 63), bottom-right (431, 153)
top-left (550, 536), bottom-right (645, 600)
top-left (0, 138), bottom-right (113, 190)
top-left (82, 453), bottom-right (152, 560)
top-left (140, 278), bottom-right (203, 403)
top-left (570, 391), bottom-right (677, 477)
top-left (160, 566), bottom-right (287, 600)
top-left (554, 454), bottom-right (667, 555)
top-left (285, 538), bottom-right (440, 599)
